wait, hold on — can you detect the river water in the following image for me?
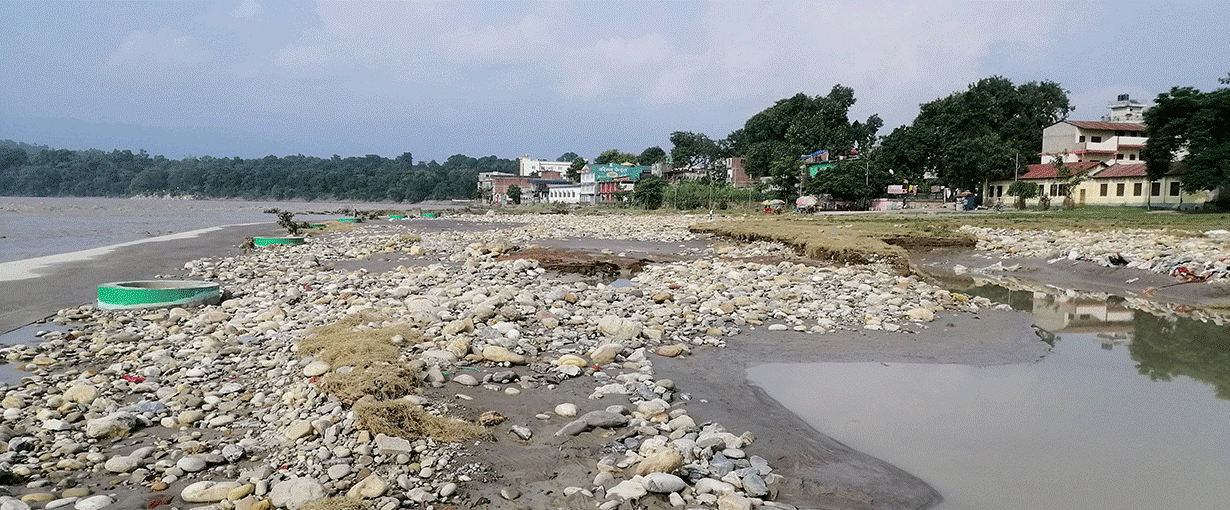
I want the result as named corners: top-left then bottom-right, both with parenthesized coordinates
top-left (749, 283), bottom-right (1230, 510)
top-left (0, 196), bottom-right (437, 264)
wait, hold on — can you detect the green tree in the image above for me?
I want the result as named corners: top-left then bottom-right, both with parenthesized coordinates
top-left (638, 146), bottom-right (668, 166)
top-left (507, 184), bottom-right (522, 204)
top-left (1144, 74), bottom-right (1230, 202)
top-left (878, 76), bottom-right (1071, 190)
top-left (1006, 181), bottom-right (1040, 210)
top-left (1130, 311), bottom-right (1230, 400)
top-left (557, 152), bottom-right (579, 163)
top-left (633, 175), bottom-right (667, 209)
top-left (568, 157), bottom-right (586, 182)
top-left (669, 132), bottom-right (725, 179)
top-left (806, 157), bottom-right (891, 202)
top-left (1052, 155), bottom-right (1090, 210)
top-left (595, 149), bottom-right (637, 165)
top-left (730, 86), bottom-right (883, 201)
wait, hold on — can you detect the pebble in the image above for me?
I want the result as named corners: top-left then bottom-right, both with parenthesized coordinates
top-left (8, 214), bottom-right (1191, 510)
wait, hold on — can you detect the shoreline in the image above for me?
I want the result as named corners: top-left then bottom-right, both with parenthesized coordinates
top-left (0, 223), bottom-right (266, 283)
top-left (0, 222), bottom-right (282, 334)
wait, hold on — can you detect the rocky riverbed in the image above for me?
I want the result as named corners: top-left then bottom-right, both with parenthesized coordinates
top-left (0, 212), bottom-right (1221, 510)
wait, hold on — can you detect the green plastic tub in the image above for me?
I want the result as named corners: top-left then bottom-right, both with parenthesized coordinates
top-left (252, 237), bottom-right (305, 247)
top-left (98, 280), bottom-right (221, 310)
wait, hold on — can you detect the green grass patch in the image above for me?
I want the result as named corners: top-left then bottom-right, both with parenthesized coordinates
top-left (693, 207), bottom-right (1229, 268)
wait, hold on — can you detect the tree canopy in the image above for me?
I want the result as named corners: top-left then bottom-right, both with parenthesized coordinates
top-left (637, 146), bottom-right (667, 166)
top-left (1144, 74), bottom-right (1230, 197)
top-left (594, 149), bottom-right (637, 165)
top-left (729, 86), bottom-right (882, 200)
top-left (876, 76), bottom-right (1072, 190)
top-left (0, 140), bottom-right (510, 202)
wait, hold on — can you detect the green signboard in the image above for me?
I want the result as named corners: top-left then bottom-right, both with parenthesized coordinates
top-left (590, 164), bottom-right (648, 181)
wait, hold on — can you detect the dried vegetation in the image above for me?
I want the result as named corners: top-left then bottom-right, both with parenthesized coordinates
top-left (297, 314), bottom-right (486, 442)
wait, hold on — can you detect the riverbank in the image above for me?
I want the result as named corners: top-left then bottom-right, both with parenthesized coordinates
top-left (0, 223), bottom-right (284, 334)
top-left (0, 211), bottom-right (1225, 510)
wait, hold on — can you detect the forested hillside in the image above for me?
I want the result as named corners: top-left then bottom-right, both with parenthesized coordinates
top-left (0, 140), bottom-right (512, 202)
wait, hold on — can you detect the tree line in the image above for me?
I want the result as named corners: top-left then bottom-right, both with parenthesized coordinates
top-left (3, 73), bottom-right (1225, 205)
top-left (0, 143), bottom-right (513, 202)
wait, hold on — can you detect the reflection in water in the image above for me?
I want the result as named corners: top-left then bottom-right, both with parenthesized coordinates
top-left (961, 283), bottom-right (1230, 401)
top-left (1131, 311), bottom-right (1230, 399)
top-left (749, 282), bottom-right (1230, 510)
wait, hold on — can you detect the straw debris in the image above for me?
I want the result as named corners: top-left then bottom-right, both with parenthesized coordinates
top-left (299, 314), bottom-right (423, 404)
top-left (353, 398), bottom-right (488, 442)
top-left (299, 497), bottom-right (369, 510)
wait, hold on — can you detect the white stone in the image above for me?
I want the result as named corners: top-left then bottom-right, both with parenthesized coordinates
top-left (181, 481), bottom-right (242, 503)
top-left (270, 477), bottom-right (325, 509)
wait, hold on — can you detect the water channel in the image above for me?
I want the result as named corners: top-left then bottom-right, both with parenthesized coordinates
top-left (748, 281), bottom-right (1230, 510)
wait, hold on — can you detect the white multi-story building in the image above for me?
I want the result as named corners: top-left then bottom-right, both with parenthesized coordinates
top-left (517, 157), bottom-right (572, 177)
top-left (1040, 120), bottom-right (1147, 165)
top-left (1103, 93), bottom-right (1146, 123)
top-left (1039, 94), bottom-right (1150, 165)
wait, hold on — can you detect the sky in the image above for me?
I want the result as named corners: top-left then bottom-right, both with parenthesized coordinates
top-left (1, 0), bottom-right (1227, 164)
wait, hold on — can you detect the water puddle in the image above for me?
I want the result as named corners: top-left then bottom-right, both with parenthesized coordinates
top-left (0, 322), bottom-right (68, 386)
top-left (748, 286), bottom-right (1230, 510)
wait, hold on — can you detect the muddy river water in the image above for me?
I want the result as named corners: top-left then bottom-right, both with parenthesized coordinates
top-left (749, 282), bottom-right (1230, 510)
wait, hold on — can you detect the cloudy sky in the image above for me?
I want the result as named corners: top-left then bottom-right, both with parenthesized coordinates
top-left (2, 1), bottom-right (1226, 163)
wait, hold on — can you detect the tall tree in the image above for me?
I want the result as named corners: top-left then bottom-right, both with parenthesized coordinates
top-left (669, 132), bottom-right (721, 169)
top-left (638, 146), bottom-right (667, 166)
top-left (595, 149), bottom-right (637, 165)
top-left (557, 152), bottom-right (579, 163)
top-left (567, 157), bottom-right (587, 182)
top-left (878, 76), bottom-right (1072, 190)
top-left (730, 86), bottom-right (882, 200)
top-left (1144, 74), bottom-right (1230, 199)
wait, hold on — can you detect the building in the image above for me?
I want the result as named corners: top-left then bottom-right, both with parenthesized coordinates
top-left (546, 184), bottom-right (582, 204)
top-left (517, 157), bottom-right (572, 178)
top-left (581, 164), bottom-right (649, 204)
top-left (996, 161), bottom-right (1210, 209)
top-left (1040, 120), bottom-right (1148, 165)
top-left (1103, 93), bottom-right (1146, 123)
top-left (726, 157), bottom-right (754, 188)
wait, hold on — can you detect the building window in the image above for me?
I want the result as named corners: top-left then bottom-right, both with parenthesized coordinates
top-left (1116, 183), bottom-right (1125, 196)
top-left (1079, 135), bottom-right (1086, 143)
top-left (1133, 182), bottom-right (1142, 196)
top-left (1129, 154), bottom-right (1137, 160)
top-left (1100, 183), bottom-right (1108, 196)
top-left (1170, 182), bottom-right (1181, 197)
top-left (1091, 136), bottom-right (1102, 143)
top-left (1116, 154), bottom-right (1125, 160)
top-left (1151, 182), bottom-right (1162, 196)
top-left (1116, 130), bottom-right (1125, 137)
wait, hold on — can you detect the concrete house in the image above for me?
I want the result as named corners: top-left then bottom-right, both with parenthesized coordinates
top-left (989, 94), bottom-right (1217, 209)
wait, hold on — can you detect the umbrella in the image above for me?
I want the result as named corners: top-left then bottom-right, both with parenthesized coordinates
top-left (795, 196), bottom-right (818, 207)
top-left (762, 199), bottom-right (785, 206)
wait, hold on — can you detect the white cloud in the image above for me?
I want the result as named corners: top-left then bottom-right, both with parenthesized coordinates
top-left (230, 0), bottom-right (263, 19)
top-left (107, 29), bottom-right (212, 68)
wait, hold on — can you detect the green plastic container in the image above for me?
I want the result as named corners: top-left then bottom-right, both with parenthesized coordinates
top-left (422, 212), bottom-right (438, 218)
top-left (98, 280), bottom-right (221, 310)
top-left (338, 218), bottom-right (360, 223)
top-left (252, 237), bottom-right (305, 247)
top-left (389, 215), bottom-right (407, 220)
